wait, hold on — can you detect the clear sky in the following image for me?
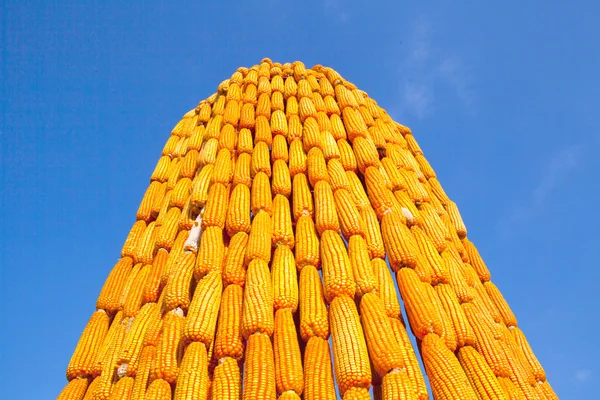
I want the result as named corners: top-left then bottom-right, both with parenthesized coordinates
top-left (1, 1), bottom-right (599, 399)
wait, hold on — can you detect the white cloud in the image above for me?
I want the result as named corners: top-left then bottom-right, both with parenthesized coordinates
top-left (398, 17), bottom-right (477, 119)
top-left (575, 369), bottom-right (592, 383)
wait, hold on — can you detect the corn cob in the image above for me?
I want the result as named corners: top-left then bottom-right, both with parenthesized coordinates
top-left (342, 387), bottom-right (371, 400)
top-left (212, 357), bottom-right (242, 400)
top-left (381, 212), bottom-right (422, 272)
top-left (108, 376), bottom-right (134, 400)
top-left (118, 303), bottom-right (158, 376)
top-left (119, 263), bottom-right (144, 311)
top-left (292, 173), bottom-right (313, 220)
top-left (302, 117), bottom-right (322, 152)
top-left (303, 336), bottom-right (337, 400)
top-left (67, 310), bottom-right (110, 380)
top-left (162, 252), bottom-right (196, 311)
top-left (307, 147), bottom-right (329, 186)
top-left (360, 205), bottom-right (386, 259)
top-left (272, 134), bottom-right (289, 162)
top-left (173, 342), bottom-right (209, 400)
top-left (348, 235), bottom-right (379, 296)
top-left (184, 271), bottom-right (223, 345)
top-left (457, 346), bottom-right (507, 400)
top-left (330, 296), bottom-right (371, 395)
top-left (96, 264), bottom-right (132, 313)
top-left (334, 189), bottom-right (366, 239)
top-left (313, 180), bottom-right (340, 235)
top-left (130, 345), bottom-right (155, 400)
top-left (95, 318), bottom-right (127, 400)
top-left (510, 327), bottom-right (546, 382)
top-left (338, 139), bottom-right (357, 170)
top-left (320, 230), bottom-right (356, 302)
top-left (360, 292), bottom-right (405, 377)
top-left (243, 333), bottom-right (277, 400)
top-left (298, 265), bottom-right (329, 340)
top-left (145, 379), bottom-right (172, 400)
top-left (274, 308), bottom-right (304, 395)
top-left (202, 183), bottom-right (229, 230)
top-left (242, 259), bottom-right (274, 338)
top-left (218, 124), bottom-right (237, 152)
top-left (484, 282), bottom-right (518, 328)
top-left (251, 141), bottom-right (271, 177)
top-left (226, 183), bottom-right (251, 237)
top-left (57, 377), bottom-right (89, 400)
top-left (271, 246), bottom-right (299, 312)
top-left (190, 164), bottom-right (214, 209)
top-left (381, 369), bottom-right (416, 400)
top-left (245, 211), bottom-right (272, 264)
top-left (294, 216), bottom-right (320, 269)
top-left (288, 140), bottom-right (307, 177)
top-left (272, 159), bottom-right (291, 197)
top-left (421, 333), bottom-right (478, 400)
top-left (272, 195), bottom-right (295, 248)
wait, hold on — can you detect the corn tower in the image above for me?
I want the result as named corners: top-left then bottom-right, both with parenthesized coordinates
top-left (59, 59), bottom-right (557, 400)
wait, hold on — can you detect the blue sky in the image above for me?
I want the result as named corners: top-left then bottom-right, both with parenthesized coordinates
top-left (1, 1), bottom-right (599, 398)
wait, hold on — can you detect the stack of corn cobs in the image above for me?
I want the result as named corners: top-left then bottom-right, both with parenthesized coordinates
top-left (59, 59), bottom-right (557, 400)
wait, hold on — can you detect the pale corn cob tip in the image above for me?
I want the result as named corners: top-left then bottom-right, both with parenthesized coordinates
top-left (60, 59), bottom-right (555, 400)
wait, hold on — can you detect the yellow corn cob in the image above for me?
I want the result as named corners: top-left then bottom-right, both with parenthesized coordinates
top-left (318, 75), bottom-right (334, 96)
top-left (342, 107), bottom-right (368, 141)
top-left (411, 226), bottom-right (449, 285)
top-left (364, 167), bottom-right (399, 218)
top-left (307, 147), bottom-right (329, 186)
top-left (320, 230), bottom-right (356, 302)
top-left (118, 303), bottom-right (157, 376)
top-left (91, 311), bottom-right (123, 377)
top-left (445, 200), bottom-right (467, 238)
top-left (292, 173), bottom-right (313, 220)
top-left (242, 259), bottom-right (274, 338)
top-left (421, 333), bottom-right (478, 400)
top-left (271, 74), bottom-right (284, 93)
top-left (285, 76), bottom-right (298, 99)
top-left (245, 211), bottom-right (272, 264)
top-left (287, 115), bottom-right (302, 142)
top-left (130, 345), bottom-right (155, 400)
top-left (154, 310), bottom-right (185, 384)
top-left (122, 220), bottom-right (147, 259)
top-left (457, 346), bottom-right (507, 400)
top-left (223, 100), bottom-right (241, 126)
top-left (137, 181), bottom-right (161, 221)
top-left (211, 149), bottom-right (233, 186)
top-left (272, 195), bottom-right (294, 248)
top-left (190, 164), bottom-right (214, 210)
top-left (57, 377), bottom-right (89, 400)
top-left (226, 183), bottom-right (251, 237)
top-left (251, 141), bottom-right (271, 177)
top-left (163, 252), bottom-right (196, 311)
top-left (461, 303), bottom-right (511, 378)
top-left (334, 189), bottom-right (366, 239)
top-left (214, 284), bottom-right (245, 361)
top-left (173, 342), bottom-right (209, 400)
top-left (510, 327), bottom-right (546, 382)
top-left (461, 238), bottom-right (491, 283)
top-left (108, 376), bottom-right (134, 400)
top-left (168, 178), bottom-right (192, 210)
top-left (197, 102), bottom-right (211, 123)
top-left (255, 115), bottom-right (272, 144)
top-left (313, 180), bottom-right (340, 235)
top-left (302, 117), bottom-right (322, 152)
top-left (537, 381), bottom-right (558, 400)
top-left (381, 369), bottom-right (416, 400)
top-left (122, 265), bottom-right (150, 317)
top-left (321, 131), bottom-right (341, 161)
top-left (353, 136), bottom-right (380, 173)
top-left (370, 259), bottom-right (401, 319)
top-left (272, 91), bottom-right (285, 112)
top-left (239, 103), bottom-right (255, 130)
top-left (427, 284), bottom-right (458, 352)
top-left (184, 271), bottom-right (223, 345)
top-left (330, 296), bottom-right (371, 395)
top-left (303, 336), bottom-right (336, 400)
top-left (95, 319), bottom-right (127, 400)
top-left (150, 182), bottom-right (168, 218)
top-left (338, 139), bottom-right (357, 170)
top-left (96, 257), bottom-right (133, 312)
top-left (163, 135), bottom-right (179, 157)
top-left (198, 139), bottom-right (218, 167)
top-left (381, 212), bottom-right (422, 272)
top-left (243, 332), bottom-right (277, 400)
top-left (348, 235), bottom-right (379, 296)
top-left (272, 159), bottom-right (291, 197)
top-left (288, 140), bottom-right (307, 177)
top-left (360, 293), bottom-right (405, 377)
top-left (145, 379), bottom-right (172, 400)
top-left (274, 308), bottom-right (304, 395)
top-left (442, 250), bottom-right (476, 303)
top-left (202, 183), bottom-right (229, 229)
top-left (434, 283), bottom-right (475, 348)
top-left (212, 357), bottom-right (242, 400)
top-left (155, 208), bottom-right (181, 250)
top-left (251, 171), bottom-right (273, 216)
top-left (334, 84), bottom-right (359, 109)
top-left (299, 96), bottom-right (317, 122)
top-left (484, 282), bottom-right (518, 328)
top-left (223, 232), bottom-right (248, 287)
top-left (159, 230), bottom-right (189, 288)
top-left (237, 128), bottom-right (253, 155)
top-left (294, 216), bottom-right (319, 268)
top-left (67, 310), bottom-right (110, 380)
top-left (298, 265), bottom-right (329, 340)
top-left (151, 156), bottom-right (172, 183)
top-left (272, 134), bottom-right (289, 162)
top-left (218, 124), bottom-right (237, 152)
top-left (396, 268), bottom-right (443, 339)
top-left (271, 246), bottom-right (299, 312)
top-left (327, 158), bottom-right (351, 193)
top-left (342, 387), bottom-right (371, 400)
top-left (324, 95), bottom-right (341, 116)
top-left (134, 221), bottom-right (158, 265)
